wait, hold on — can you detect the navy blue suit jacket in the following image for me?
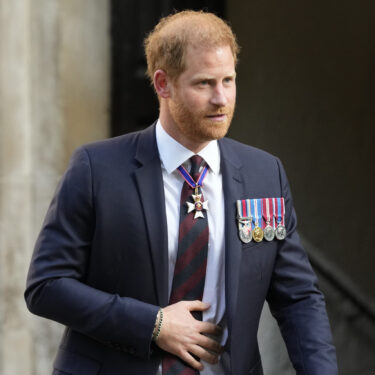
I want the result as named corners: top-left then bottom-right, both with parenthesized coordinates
top-left (25, 124), bottom-right (337, 375)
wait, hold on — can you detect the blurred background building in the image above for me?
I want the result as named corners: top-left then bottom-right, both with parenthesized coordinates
top-left (0, 0), bottom-right (374, 374)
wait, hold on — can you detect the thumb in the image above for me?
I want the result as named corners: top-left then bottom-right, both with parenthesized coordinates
top-left (185, 300), bottom-right (210, 312)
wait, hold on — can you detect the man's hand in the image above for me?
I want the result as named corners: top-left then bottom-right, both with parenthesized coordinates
top-left (155, 300), bottom-right (223, 371)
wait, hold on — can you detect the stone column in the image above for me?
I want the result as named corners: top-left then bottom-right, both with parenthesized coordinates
top-left (0, 1), bottom-right (34, 374)
top-left (0, 1), bottom-right (110, 374)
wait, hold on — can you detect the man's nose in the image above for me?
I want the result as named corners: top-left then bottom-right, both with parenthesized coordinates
top-left (210, 85), bottom-right (228, 106)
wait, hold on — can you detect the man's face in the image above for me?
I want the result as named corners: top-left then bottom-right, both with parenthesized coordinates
top-left (167, 44), bottom-right (236, 147)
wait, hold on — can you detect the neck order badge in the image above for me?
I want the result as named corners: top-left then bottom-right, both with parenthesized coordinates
top-left (177, 158), bottom-right (209, 219)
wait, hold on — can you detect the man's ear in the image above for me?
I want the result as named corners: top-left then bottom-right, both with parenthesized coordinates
top-left (153, 69), bottom-right (172, 98)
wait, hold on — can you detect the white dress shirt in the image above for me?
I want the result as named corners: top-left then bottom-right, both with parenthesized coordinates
top-left (155, 120), bottom-right (227, 375)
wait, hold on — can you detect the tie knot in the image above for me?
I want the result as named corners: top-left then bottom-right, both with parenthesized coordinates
top-left (189, 155), bottom-right (204, 176)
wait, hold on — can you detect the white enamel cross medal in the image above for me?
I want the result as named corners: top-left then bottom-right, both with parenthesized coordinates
top-left (186, 188), bottom-right (209, 219)
top-left (177, 160), bottom-right (210, 220)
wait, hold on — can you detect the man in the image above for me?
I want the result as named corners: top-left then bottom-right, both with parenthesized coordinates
top-left (25, 10), bottom-right (338, 375)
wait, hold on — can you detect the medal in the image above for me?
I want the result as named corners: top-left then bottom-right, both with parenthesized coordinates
top-left (251, 199), bottom-right (264, 242)
top-left (177, 161), bottom-right (209, 219)
top-left (275, 197), bottom-right (286, 240)
top-left (186, 192), bottom-right (209, 219)
top-left (252, 226), bottom-right (264, 242)
top-left (237, 197), bottom-right (286, 243)
top-left (239, 220), bottom-right (252, 243)
top-left (275, 225), bottom-right (286, 240)
top-left (236, 200), bottom-right (252, 243)
top-left (262, 198), bottom-right (275, 241)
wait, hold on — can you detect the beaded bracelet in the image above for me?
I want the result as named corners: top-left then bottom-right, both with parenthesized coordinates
top-left (152, 308), bottom-right (163, 341)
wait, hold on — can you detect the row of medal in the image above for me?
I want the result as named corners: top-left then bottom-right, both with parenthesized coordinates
top-left (236, 197), bottom-right (287, 243)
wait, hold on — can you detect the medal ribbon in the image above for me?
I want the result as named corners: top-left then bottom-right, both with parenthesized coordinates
top-left (262, 198), bottom-right (273, 228)
top-left (251, 199), bottom-right (262, 227)
top-left (237, 200), bottom-right (252, 223)
top-left (272, 198), bottom-right (276, 229)
top-left (281, 197), bottom-right (285, 226)
top-left (276, 197), bottom-right (285, 226)
top-left (177, 162), bottom-right (209, 189)
top-left (257, 199), bottom-right (263, 228)
top-left (250, 199), bottom-right (255, 226)
top-left (237, 200), bottom-right (244, 219)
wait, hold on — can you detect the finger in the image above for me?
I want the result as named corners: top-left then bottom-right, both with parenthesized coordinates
top-left (180, 351), bottom-right (204, 371)
top-left (184, 300), bottom-right (210, 312)
top-left (189, 344), bottom-right (219, 365)
top-left (196, 335), bottom-right (224, 354)
top-left (198, 321), bottom-right (223, 336)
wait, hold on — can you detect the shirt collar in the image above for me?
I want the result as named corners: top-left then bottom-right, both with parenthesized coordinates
top-left (156, 119), bottom-right (221, 175)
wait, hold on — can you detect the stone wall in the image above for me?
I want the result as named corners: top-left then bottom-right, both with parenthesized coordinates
top-left (0, 1), bottom-right (110, 374)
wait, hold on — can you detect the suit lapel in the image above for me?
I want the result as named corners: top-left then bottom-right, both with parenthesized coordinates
top-left (134, 124), bottom-right (169, 307)
top-left (219, 139), bottom-right (244, 334)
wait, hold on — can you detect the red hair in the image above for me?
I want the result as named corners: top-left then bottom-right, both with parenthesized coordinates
top-left (144, 10), bottom-right (240, 84)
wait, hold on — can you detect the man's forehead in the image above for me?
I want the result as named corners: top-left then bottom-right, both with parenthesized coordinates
top-left (185, 43), bottom-right (232, 57)
top-left (182, 44), bottom-right (235, 72)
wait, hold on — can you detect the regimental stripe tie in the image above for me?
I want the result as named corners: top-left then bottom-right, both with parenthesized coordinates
top-left (162, 155), bottom-right (209, 375)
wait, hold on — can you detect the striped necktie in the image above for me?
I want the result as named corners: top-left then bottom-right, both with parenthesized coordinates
top-left (162, 155), bottom-right (209, 375)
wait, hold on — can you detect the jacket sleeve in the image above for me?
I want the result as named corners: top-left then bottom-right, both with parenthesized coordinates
top-left (267, 158), bottom-right (338, 375)
top-left (24, 147), bottom-right (159, 359)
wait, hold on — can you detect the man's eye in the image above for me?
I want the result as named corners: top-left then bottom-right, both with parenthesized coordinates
top-left (199, 80), bottom-right (209, 85)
